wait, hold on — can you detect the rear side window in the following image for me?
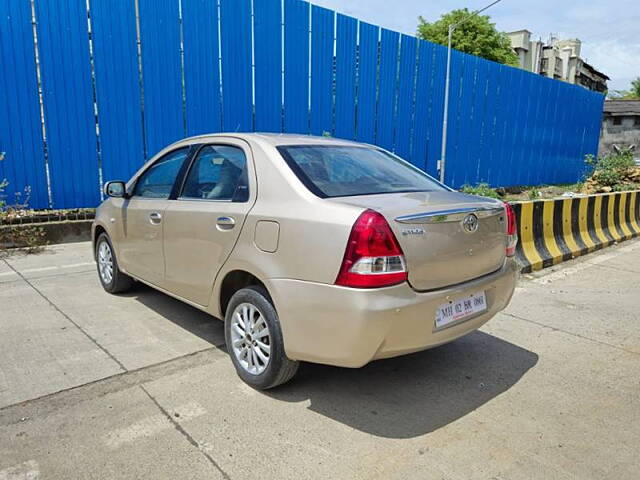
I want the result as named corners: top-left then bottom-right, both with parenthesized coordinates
top-left (133, 148), bottom-right (189, 198)
top-left (277, 145), bottom-right (446, 198)
top-left (181, 145), bottom-right (248, 201)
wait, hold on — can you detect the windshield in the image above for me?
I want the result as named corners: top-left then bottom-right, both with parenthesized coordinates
top-left (277, 145), bottom-right (446, 198)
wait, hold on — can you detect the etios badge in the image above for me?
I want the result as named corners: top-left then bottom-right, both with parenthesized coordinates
top-left (462, 214), bottom-right (479, 233)
top-left (401, 227), bottom-right (425, 236)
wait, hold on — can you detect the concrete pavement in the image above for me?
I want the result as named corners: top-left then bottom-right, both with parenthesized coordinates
top-left (1, 241), bottom-right (639, 479)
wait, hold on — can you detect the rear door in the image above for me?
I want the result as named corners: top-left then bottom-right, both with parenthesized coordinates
top-left (119, 147), bottom-right (191, 286)
top-left (162, 140), bottom-right (256, 306)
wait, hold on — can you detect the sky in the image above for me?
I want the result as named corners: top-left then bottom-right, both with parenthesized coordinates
top-left (310, 0), bottom-right (639, 91)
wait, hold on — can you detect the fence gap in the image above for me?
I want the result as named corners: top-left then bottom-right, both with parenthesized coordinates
top-left (408, 39), bottom-right (421, 163)
top-left (307, 4), bottom-right (313, 133)
top-left (250, 0), bottom-right (256, 131)
top-left (84, 0), bottom-right (104, 200)
top-left (30, 0), bottom-right (52, 207)
top-left (331, 11), bottom-right (337, 136)
top-left (178, 0), bottom-right (187, 137)
top-left (216, 0), bottom-right (224, 131)
top-left (391, 35), bottom-right (403, 152)
top-left (133, 0), bottom-right (148, 160)
top-left (280, 0), bottom-right (286, 132)
top-left (373, 27), bottom-right (382, 145)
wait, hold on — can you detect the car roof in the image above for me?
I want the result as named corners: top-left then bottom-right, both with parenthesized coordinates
top-left (181, 132), bottom-right (366, 148)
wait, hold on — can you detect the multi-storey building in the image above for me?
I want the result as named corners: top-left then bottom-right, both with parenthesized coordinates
top-left (507, 30), bottom-right (609, 93)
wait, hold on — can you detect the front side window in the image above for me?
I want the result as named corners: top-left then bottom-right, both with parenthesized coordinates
top-left (133, 148), bottom-right (189, 198)
top-left (181, 145), bottom-right (248, 201)
top-left (277, 145), bottom-right (446, 198)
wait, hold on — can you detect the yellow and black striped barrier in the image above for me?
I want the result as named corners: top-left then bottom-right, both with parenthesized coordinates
top-left (512, 191), bottom-right (640, 273)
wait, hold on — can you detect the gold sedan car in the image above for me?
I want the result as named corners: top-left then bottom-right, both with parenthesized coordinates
top-left (93, 134), bottom-right (518, 389)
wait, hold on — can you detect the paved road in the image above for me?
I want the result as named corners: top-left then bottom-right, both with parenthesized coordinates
top-left (1, 241), bottom-right (639, 479)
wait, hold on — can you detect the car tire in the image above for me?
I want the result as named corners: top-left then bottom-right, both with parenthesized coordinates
top-left (225, 285), bottom-right (299, 389)
top-left (95, 233), bottom-right (134, 294)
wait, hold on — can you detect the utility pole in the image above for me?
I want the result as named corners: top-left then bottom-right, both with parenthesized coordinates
top-left (439, 0), bottom-right (504, 184)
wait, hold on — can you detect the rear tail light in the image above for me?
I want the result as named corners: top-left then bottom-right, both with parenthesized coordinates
top-left (335, 209), bottom-right (408, 288)
top-left (504, 202), bottom-right (518, 257)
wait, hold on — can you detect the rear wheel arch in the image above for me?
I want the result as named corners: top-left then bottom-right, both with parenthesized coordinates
top-left (219, 270), bottom-right (272, 317)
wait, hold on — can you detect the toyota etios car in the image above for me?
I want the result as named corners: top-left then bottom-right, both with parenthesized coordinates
top-left (93, 133), bottom-right (518, 389)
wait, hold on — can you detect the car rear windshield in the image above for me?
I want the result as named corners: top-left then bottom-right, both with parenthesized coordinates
top-left (277, 145), bottom-right (446, 198)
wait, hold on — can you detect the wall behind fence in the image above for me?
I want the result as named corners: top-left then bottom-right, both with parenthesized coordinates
top-left (0, 0), bottom-right (605, 210)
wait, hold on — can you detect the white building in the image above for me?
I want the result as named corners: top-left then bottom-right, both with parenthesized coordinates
top-left (507, 30), bottom-right (609, 93)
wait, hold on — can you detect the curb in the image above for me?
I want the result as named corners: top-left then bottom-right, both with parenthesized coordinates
top-left (0, 219), bottom-right (92, 248)
top-left (511, 191), bottom-right (640, 273)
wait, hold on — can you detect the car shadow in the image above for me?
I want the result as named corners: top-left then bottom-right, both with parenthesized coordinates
top-left (122, 282), bottom-right (226, 346)
top-left (123, 284), bottom-right (537, 439)
top-left (265, 330), bottom-right (538, 439)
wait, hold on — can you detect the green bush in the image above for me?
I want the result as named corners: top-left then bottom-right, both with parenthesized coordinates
top-left (585, 150), bottom-right (635, 188)
top-left (0, 224), bottom-right (47, 253)
top-left (0, 179), bottom-right (6, 210)
top-left (460, 183), bottom-right (501, 199)
top-left (612, 183), bottom-right (640, 192)
top-left (0, 174), bottom-right (46, 254)
top-left (526, 188), bottom-right (541, 200)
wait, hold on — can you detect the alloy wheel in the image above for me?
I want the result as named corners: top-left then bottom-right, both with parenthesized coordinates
top-left (230, 302), bottom-right (271, 375)
top-left (97, 240), bottom-right (114, 285)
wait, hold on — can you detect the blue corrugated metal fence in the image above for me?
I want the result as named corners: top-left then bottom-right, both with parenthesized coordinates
top-left (0, 0), bottom-right (604, 210)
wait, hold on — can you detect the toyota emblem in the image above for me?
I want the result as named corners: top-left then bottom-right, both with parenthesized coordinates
top-left (462, 214), bottom-right (479, 233)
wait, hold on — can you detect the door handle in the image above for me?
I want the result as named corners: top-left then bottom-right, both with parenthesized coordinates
top-left (149, 212), bottom-right (162, 224)
top-left (216, 216), bottom-right (235, 230)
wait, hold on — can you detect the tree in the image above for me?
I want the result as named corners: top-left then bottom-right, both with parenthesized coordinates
top-left (631, 77), bottom-right (640, 98)
top-left (608, 77), bottom-right (640, 99)
top-left (417, 9), bottom-right (519, 66)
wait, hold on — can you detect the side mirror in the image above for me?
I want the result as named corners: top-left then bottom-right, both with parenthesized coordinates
top-left (104, 181), bottom-right (126, 198)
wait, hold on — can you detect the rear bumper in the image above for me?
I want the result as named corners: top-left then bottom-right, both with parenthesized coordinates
top-left (269, 258), bottom-right (518, 367)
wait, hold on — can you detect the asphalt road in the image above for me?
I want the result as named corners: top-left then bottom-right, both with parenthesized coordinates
top-left (1, 240), bottom-right (639, 479)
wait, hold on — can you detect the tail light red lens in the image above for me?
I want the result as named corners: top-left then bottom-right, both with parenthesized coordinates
top-left (504, 202), bottom-right (518, 257)
top-left (335, 209), bottom-right (408, 288)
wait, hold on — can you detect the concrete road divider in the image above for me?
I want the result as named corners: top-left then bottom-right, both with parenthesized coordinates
top-left (511, 191), bottom-right (640, 273)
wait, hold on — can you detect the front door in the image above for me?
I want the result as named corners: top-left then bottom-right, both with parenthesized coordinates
top-left (119, 147), bottom-right (191, 286)
top-left (162, 141), bottom-right (256, 306)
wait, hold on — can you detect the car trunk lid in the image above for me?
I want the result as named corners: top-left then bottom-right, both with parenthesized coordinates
top-left (328, 191), bottom-right (507, 291)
